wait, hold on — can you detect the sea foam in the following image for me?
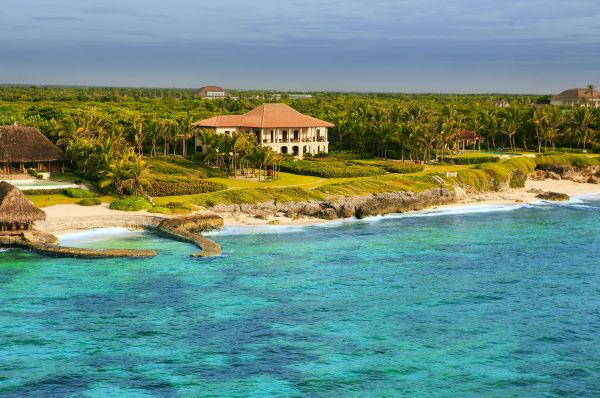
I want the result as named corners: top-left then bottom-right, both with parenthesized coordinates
top-left (58, 227), bottom-right (145, 244)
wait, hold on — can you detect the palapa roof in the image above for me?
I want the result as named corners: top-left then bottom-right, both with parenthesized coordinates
top-left (0, 182), bottom-right (46, 223)
top-left (0, 126), bottom-right (64, 163)
top-left (192, 103), bottom-right (335, 129)
top-left (551, 88), bottom-right (600, 101)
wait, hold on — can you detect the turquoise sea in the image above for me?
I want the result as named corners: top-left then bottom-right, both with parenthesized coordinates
top-left (1, 198), bottom-right (599, 397)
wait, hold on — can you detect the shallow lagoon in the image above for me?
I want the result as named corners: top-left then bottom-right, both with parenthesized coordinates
top-left (1, 199), bottom-right (599, 397)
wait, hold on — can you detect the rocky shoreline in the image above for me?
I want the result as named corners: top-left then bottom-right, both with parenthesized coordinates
top-left (2, 214), bottom-right (224, 259)
top-left (210, 187), bottom-right (458, 221)
top-left (7, 164), bottom-right (598, 259)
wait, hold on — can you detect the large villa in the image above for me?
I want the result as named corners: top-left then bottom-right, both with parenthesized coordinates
top-left (192, 103), bottom-right (333, 157)
top-left (550, 88), bottom-right (600, 107)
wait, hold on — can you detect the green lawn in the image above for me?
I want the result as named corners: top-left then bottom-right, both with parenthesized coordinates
top-left (27, 194), bottom-right (116, 208)
top-left (207, 172), bottom-right (323, 189)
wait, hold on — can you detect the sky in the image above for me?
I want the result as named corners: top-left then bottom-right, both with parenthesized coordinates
top-left (1, 0), bottom-right (599, 93)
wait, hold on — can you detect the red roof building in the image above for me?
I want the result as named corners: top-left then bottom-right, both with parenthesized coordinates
top-left (197, 86), bottom-right (231, 99)
top-left (550, 88), bottom-right (600, 107)
top-left (192, 104), bottom-right (333, 157)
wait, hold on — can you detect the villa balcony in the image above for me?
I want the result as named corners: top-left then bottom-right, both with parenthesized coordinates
top-left (262, 137), bottom-right (327, 145)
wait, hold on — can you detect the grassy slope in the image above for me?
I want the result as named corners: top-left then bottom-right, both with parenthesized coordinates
top-left (34, 154), bottom-right (593, 209)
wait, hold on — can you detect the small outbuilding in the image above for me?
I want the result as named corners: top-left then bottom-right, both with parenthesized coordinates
top-left (0, 181), bottom-right (46, 235)
top-left (0, 126), bottom-right (64, 175)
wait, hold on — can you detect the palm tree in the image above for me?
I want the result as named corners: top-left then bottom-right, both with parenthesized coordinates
top-left (122, 155), bottom-right (151, 196)
top-left (571, 107), bottom-right (594, 149)
top-left (531, 108), bottom-right (547, 153)
top-left (587, 84), bottom-right (596, 105)
top-left (132, 117), bottom-right (148, 155)
top-left (544, 106), bottom-right (564, 151)
top-left (502, 109), bottom-right (521, 151)
top-left (145, 118), bottom-right (161, 157)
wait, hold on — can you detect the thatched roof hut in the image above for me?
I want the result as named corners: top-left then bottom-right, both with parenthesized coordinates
top-left (0, 126), bottom-right (64, 163)
top-left (0, 182), bottom-right (45, 233)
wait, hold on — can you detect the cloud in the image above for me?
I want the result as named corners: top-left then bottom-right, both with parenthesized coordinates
top-left (0, 0), bottom-right (599, 91)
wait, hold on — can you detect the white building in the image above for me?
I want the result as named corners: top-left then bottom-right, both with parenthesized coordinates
top-left (197, 86), bottom-right (231, 99)
top-left (550, 88), bottom-right (600, 107)
top-left (192, 103), bottom-right (333, 157)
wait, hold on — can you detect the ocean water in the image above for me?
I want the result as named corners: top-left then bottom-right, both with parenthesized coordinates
top-left (1, 199), bottom-right (599, 397)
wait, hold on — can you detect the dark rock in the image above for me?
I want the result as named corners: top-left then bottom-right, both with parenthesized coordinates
top-left (536, 191), bottom-right (570, 201)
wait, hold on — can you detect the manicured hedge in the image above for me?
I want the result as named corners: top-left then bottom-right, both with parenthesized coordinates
top-left (109, 197), bottom-right (152, 211)
top-left (24, 189), bottom-right (65, 196)
top-left (314, 151), bottom-right (374, 160)
top-left (79, 198), bottom-right (101, 206)
top-left (146, 176), bottom-right (227, 197)
top-left (64, 188), bottom-right (96, 198)
top-left (448, 156), bottom-right (500, 165)
top-left (280, 160), bottom-right (385, 178)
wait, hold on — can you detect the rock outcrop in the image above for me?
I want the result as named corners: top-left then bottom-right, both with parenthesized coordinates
top-left (536, 191), bottom-right (570, 201)
top-left (156, 214), bottom-right (224, 257)
top-left (534, 165), bottom-right (600, 184)
top-left (210, 187), bottom-right (457, 221)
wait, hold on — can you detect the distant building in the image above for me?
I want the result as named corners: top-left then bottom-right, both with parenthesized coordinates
top-left (271, 94), bottom-right (314, 100)
top-left (458, 129), bottom-right (484, 150)
top-left (0, 126), bottom-right (64, 174)
top-left (192, 103), bottom-right (333, 157)
top-left (550, 88), bottom-right (600, 107)
top-left (197, 86), bottom-right (231, 99)
top-left (493, 99), bottom-right (510, 108)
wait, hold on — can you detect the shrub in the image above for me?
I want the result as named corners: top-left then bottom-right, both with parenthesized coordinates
top-left (148, 206), bottom-right (172, 214)
top-left (165, 201), bottom-right (195, 211)
top-left (349, 160), bottom-right (425, 174)
top-left (453, 157), bottom-right (536, 191)
top-left (79, 198), bottom-right (101, 206)
top-left (535, 154), bottom-right (600, 168)
top-left (187, 187), bottom-right (324, 208)
top-left (316, 175), bottom-right (439, 196)
top-left (109, 197), bottom-right (152, 211)
top-left (448, 156), bottom-right (500, 165)
top-left (454, 169), bottom-right (494, 191)
top-left (314, 151), bottom-right (374, 160)
top-left (146, 176), bottom-right (227, 197)
top-left (280, 160), bottom-right (385, 178)
top-left (24, 189), bottom-right (65, 196)
top-left (63, 188), bottom-right (96, 198)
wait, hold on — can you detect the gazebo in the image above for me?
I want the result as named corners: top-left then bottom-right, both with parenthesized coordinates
top-left (0, 181), bottom-right (46, 235)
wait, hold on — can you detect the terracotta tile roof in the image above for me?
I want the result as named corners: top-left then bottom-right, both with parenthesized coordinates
top-left (551, 88), bottom-right (600, 101)
top-left (459, 129), bottom-right (482, 139)
top-left (192, 103), bottom-right (334, 129)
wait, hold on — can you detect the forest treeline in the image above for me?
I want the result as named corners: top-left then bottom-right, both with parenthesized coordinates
top-left (1, 85), bottom-right (598, 194)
